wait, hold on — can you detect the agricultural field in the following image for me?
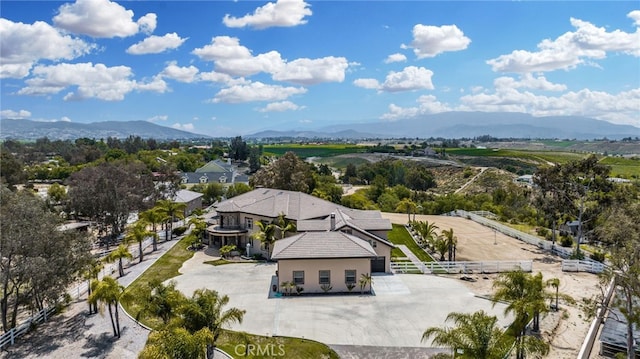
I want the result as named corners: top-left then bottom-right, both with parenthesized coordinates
top-left (262, 144), bottom-right (368, 159)
top-left (599, 156), bottom-right (640, 178)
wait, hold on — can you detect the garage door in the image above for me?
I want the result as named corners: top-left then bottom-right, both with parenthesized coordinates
top-left (371, 257), bottom-right (385, 272)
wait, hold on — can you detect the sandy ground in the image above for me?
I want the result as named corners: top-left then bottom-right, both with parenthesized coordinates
top-left (381, 213), bottom-right (603, 359)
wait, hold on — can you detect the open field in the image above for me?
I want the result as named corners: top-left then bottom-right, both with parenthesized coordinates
top-left (262, 144), bottom-right (368, 158)
top-left (381, 213), bottom-right (603, 359)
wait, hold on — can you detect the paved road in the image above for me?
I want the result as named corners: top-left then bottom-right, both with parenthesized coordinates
top-left (1, 238), bottom-right (181, 359)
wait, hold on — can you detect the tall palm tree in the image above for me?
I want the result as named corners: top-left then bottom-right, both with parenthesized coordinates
top-left (157, 199), bottom-right (187, 241)
top-left (181, 289), bottom-right (246, 359)
top-left (416, 220), bottom-right (439, 249)
top-left (88, 277), bottom-right (126, 338)
top-left (139, 207), bottom-right (165, 251)
top-left (251, 220), bottom-right (277, 258)
top-left (492, 270), bottom-right (551, 359)
top-left (421, 310), bottom-right (511, 359)
top-left (106, 244), bottom-right (133, 277)
top-left (126, 220), bottom-right (155, 263)
top-left (140, 327), bottom-right (213, 359)
top-left (82, 259), bottom-right (103, 314)
top-left (442, 228), bottom-right (457, 262)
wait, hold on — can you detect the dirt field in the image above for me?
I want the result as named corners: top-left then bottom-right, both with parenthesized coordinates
top-left (382, 213), bottom-right (604, 359)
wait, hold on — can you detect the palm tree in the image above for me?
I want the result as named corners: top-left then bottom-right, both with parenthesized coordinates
top-left (421, 310), bottom-right (511, 359)
top-left (157, 199), bottom-right (187, 241)
top-left (251, 220), bottom-right (277, 258)
top-left (106, 244), bottom-right (133, 277)
top-left (88, 277), bottom-right (126, 338)
top-left (275, 213), bottom-right (296, 239)
top-left (187, 216), bottom-right (208, 249)
top-left (139, 207), bottom-right (165, 251)
top-left (126, 220), bottom-right (155, 263)
top-left (433, 235), bottom-right (449, 261)
top-left (492, 270), bottom-right (551, 359)
top-left (136, 279), bottom-right (186, 325)
top-left (442, 228), bottom-right (457, 262)
top-left (359, 273), bottom-right (372, 294)
top-left (416, 220), bottom-right (439, 249)
top-left (140, 326), bottom-right (213, 359)
top-left (396, 198), bottom-right (417, 223)
top-left (181, 289), bottom-right (246, 359)
top-left (82, 259), bottom-right (103, 314)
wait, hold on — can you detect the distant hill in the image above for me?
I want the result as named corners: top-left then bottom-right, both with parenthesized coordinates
top-left (0, 119), bottom-right (209, 141)
top-left (248, 112), bottom-right (639, 140)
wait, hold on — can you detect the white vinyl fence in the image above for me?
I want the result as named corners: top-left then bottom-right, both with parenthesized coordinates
top-left (391, 260), bottom-right (533, 274)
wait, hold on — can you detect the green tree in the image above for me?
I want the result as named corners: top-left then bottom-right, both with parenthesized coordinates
top-left (492, 271), bottom-right (551, 359)
top-left (275, 213), bottom-right (296, 239)
top-left (251, 220), bottom-right (277, 258)
top-left (421, 310), bottom-right (511, 359)
top-left (414, 220), bottom-right (439, 249)
top-left (140, 327), bottom-right (213, 359)
top-left (88, 277), bottom-right (127, 338)
top-left (181, 289), bottom-right (246, 358)
top-left (136, 279), bottom-right (186, 325)
top-left (597, 202), bottom-right (640, 359)
top-left (125, 220), bottom-right (155, 263)
top-left (0, 187), bottom-right (92, 331)
top-left (396, 198), bottom-right (417, 222)
top-left (106, 244), bottom-right (133, 278)
top-left (229, 136), bottom-right (248, 161)
top-left (139, 207), bottom-right (165, 251)
top-left (157, 199), bottom-right (187, 242)
top-left (225, 182), bottom-right (252, 198)
top-left (47, 182), bottom-right (67, 204)
top-left (442, 228), bottom-right (458, 262)
top-left (82, 259), bottom-right (104, 315)
top-left (250, 151), bottom-right (315, 193)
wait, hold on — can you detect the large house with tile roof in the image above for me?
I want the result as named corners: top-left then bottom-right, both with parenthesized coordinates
top-left (208, 188), bottom-right (394, 292)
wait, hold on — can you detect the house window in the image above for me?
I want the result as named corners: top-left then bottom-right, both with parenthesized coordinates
top-left (245, 218), bottom-right (253, 229)
top-left (345, 270), bottom-right (356, 284)
top-left (319, 270), bottom-right (331, 285)
top-left (181, 176), bottom-right (188, 184)
top-left (369, 240), bottom-right (377, 248)
top-left (293, 271), bottom-right (305, 285)
top-left (199, 175), bottom-right (208, 183)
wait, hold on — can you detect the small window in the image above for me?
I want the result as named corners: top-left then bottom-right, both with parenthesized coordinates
top-left (245, 218), bottom-right (253, 229)
top-left (293, 271), bottom-right (305, 285)
top-left (345, 270), bottom-right (356, 284)
top-left (199, 175), bottom-right (208, 183)
top-left (319, 270), bottom-right (331, 285)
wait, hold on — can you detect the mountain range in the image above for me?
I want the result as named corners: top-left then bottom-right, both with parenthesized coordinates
top-left (1, 112), bottom-right (638, 141)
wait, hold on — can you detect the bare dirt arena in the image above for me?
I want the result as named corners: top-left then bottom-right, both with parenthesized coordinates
top-left (382, 213), bottom-right (605, 359)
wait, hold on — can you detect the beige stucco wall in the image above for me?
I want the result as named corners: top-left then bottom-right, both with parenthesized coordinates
top-left (348, 230), bottom-right (392, 273)
top-left (277, 258), bottom-right (371, 294)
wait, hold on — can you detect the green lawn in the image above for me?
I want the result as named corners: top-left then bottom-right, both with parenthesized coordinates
top-left (387, 224), bottom-right (434, 262)
top-left (120, 237), bottom-right (339, 358)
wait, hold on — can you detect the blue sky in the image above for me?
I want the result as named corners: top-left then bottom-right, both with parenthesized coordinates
top-left (1, 0), bottom-right (639, 137)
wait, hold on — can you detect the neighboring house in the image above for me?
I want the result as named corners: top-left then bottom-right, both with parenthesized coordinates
top-left (179, 159), bottom-right (249, 186)
top-left (208, 188), bottom-right (394, 289)
top-left (173, 189), bottom-right (203, 217)
top-left (514, 174), bottom-right (534, 185)
top-left (599, 304), bottom-right (640, 358)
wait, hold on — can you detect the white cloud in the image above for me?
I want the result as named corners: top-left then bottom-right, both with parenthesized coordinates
top-left (17, 62), bottom-right (164, 101)
top-left (458, 87), bottom-right (640, 126)
top-left (223, 0), bottom-right (312, 29)
top-left (0, 19), bottom-right (94, 79)
top-left (381, 66), bottom-right (434, 92)
top-left (0, 109), bottom-right (31, 120)
top-left (136, 75), bottom-right (168, 93)
top-left (213, 81), bottom-right (307, 103)
top-left (487, 13), bottom-right (640, 73)
top-left (272, 56), bottom-right (349, 85)
top-left (172, 123), bottom-right (194, 132)
top-left (126, 33), bottom-right (187, 55)
top-left (380, 95), bottom-right (452, 121)
top-left (629, 10), bottom-right (640, 26)
top-left (193, 36), bottom-right (349, 84)
top-left (137, 13), bottom-right (157, 34)
top-left (402, 24), bottom-right (471, 58)
top-left (59, 116), bottom-right (72, 122)
top-left (53, 0), bottom-right (155, 38)
top-left (160, 62), bottom-right (199, 83)
top-left (384, 53), bottom-right (407, 63)
top-left (258, 101), bottom-right (304, 112)
top-left (147, 115), bottom-right (168, 122)
top-left (494, 74), bottom-right (567, 91)
top-left (353, 78), bottom-right (380, 89)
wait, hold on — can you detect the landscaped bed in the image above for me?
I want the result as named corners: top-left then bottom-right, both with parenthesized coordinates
top-left (388, 223), bottom-right (435, 263)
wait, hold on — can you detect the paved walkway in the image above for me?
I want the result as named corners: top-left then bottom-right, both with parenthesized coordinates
top-left (1, 237), bottom-right (182, 359)
top-left (396, 244), bottom-right (427, 273)
top-left (330, 345), bottom-right (449, 359)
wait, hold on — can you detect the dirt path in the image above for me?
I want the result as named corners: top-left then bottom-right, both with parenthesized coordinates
top-left (381, 212), bottom-right (602, 359)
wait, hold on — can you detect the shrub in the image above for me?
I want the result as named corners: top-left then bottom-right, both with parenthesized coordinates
top-left (590, 251), bottom-right (606, 263)
top-left (536, 227), bottom-right (550, 237)
top-left (172, 226), bottom-right (187, 236)
top-left (559, 235), bottom-right (574, 248)
top-left (219, 244), bottom-right (237, 259)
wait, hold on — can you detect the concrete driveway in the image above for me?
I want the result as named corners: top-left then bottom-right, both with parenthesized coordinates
top-left (172, 254), bottom-right (511, 348)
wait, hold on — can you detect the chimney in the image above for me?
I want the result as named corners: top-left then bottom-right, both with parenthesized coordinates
top-left (330, 213), bottom-right (335, 231)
